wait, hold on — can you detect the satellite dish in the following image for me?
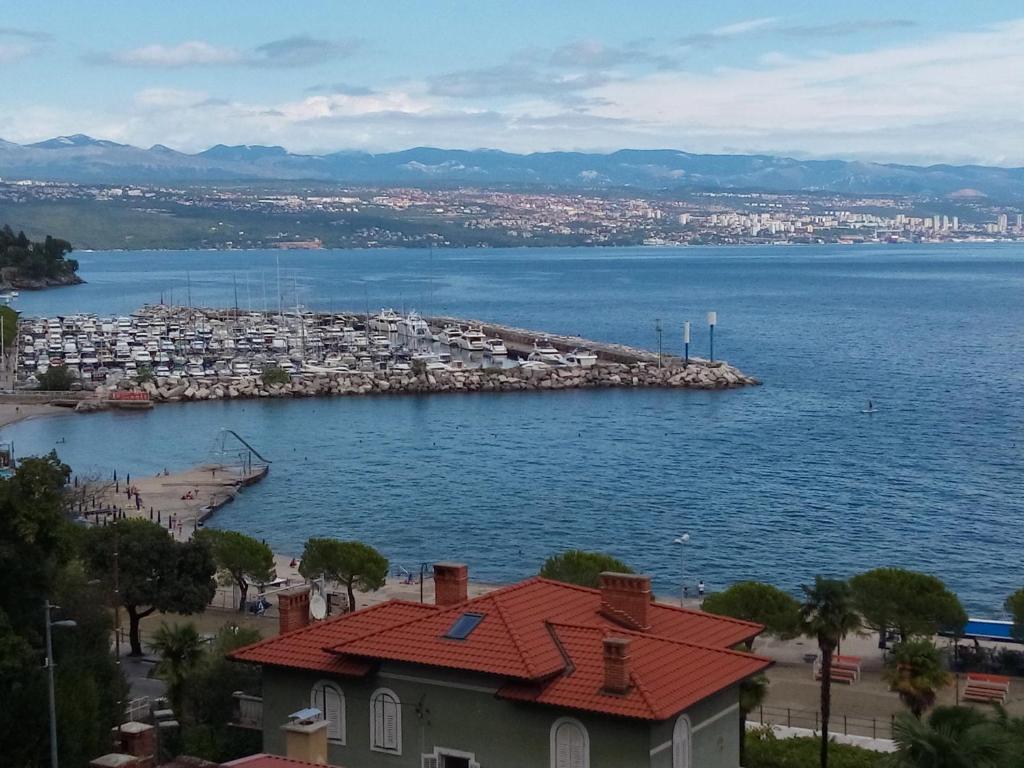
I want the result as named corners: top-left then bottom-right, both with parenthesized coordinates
top-left (310, 594), bottom-right (327, 621)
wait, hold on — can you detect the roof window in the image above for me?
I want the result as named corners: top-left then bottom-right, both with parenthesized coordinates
top-left (444, 612), bottom-right (485, 640)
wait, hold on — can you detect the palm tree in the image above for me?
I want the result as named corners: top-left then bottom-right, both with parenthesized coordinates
top-left (148, 622), bottom-right (206, 718)
top-left (800, 576), bottom-right (860, 768)
top-left (889, 706), bottom-right (1005, 768)
top-left (883, 638), bottom-right (950, 718)
top-left (738, 674), bottom-right (769, 767)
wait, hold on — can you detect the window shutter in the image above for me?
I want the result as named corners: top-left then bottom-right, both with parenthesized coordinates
top-left (569, 725), bottom-right (584, 768)
top-left (421, 757), bottom-right (440, 768)
top-left (324, 685), bottom-right (343, 742)
top-left (383, 699), bottom-right (398, 749)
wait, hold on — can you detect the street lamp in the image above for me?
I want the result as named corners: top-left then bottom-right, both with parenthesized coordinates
top-left (707, 311), bottom-right (717, 362)
top-left (45, 600), bottom-right (77, 768)
top-left (672, 533), bottom-right (690, 606)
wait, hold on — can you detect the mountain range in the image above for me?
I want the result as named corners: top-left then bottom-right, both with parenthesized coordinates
top-left (1, 134), bottom-right (1022, 200)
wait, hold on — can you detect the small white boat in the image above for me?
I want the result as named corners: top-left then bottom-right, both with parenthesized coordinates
top-left (484, 338), bottom-right (508, 356)
top-left (398, 312), bottom-right (431, 340)
top-left (530, 338), bottom-right (567, 365)
top-left (564, 348), bottom-right (598, 368)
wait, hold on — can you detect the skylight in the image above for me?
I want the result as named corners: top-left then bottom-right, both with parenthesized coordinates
top-left (444, 612), bottom-right (485, 640)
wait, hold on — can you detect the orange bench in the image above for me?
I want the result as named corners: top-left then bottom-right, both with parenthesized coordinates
top-left (963, 673), bottom-right (1010, 704)
top-left (813, 655), bottom-right (862, 684)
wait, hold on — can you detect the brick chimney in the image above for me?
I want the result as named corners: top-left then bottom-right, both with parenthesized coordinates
top-left (281, 711), bottom-right (329, 765)
top-left (110, 722), bottom-right (156, 768)
top-left (602, 637), bottom-right (632, 694)
top-left (434, 562), bottom-right (468, 606)
top-left (599, 572), bottom-right (651, 631)
top-left (278, 586), bottom-right (311, 635)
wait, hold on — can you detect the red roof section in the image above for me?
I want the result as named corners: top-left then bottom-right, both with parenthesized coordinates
top-left (497, 623), bottom-right (771, 719)
top-left (230, 600), bottom-right (436, 675)
top-left (330, 579), bottom-right (761, 680)
top-left (223, 755), bottom-right (341, 768)
top-left (232, 577), bottom-right (768, 721)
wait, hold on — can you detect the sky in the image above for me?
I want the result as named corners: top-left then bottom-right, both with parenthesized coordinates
top-left (2, 1), bottom-right (1023, 165)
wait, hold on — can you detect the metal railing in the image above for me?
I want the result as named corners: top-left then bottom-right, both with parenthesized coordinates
top-left (123, 696), bottom-right (151, 723)
top-left (750, 705), bottom-right (894, 740)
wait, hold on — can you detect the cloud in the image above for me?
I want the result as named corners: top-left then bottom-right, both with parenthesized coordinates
top-left (779, 19), bottom-right (917, 38)
top-left (248, 35), bottom-right (361, 68)
top-left (0, 26), bottom-right (52, 41)
top-left (429, 63), bottom-right (609, 100)
top-left (305, 82), bottom-right (379, 96)
top-left (547, 39), bottom-right (681, 70)
top-left (679, 17), bottom-right (777, 47)
top-left (90, 41), bottom-right (242, 67)
top-left (88, 36), bottom-right (360, 68)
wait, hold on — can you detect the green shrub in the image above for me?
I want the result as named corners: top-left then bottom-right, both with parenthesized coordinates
top-left (261, 365), bottom-right (289, 386)
top-left (745, 728), bottom-right (883, 768)
top-left (37, 365), bottom-right (73, 391)
top-left (0, 306), bottom-right (17, 349)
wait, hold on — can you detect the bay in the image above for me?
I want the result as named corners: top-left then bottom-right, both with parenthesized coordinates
top-left (4, 244), bottom-right (1023, 613)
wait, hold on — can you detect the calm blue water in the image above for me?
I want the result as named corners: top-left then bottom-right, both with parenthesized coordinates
top-left (4, 245), bottom-right (1023, 613)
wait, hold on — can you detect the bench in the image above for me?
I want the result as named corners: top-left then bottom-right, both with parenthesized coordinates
top-left (963, 673), bottom-right (1010, 704)
top-left (813, 655), bottom-right (862, 685)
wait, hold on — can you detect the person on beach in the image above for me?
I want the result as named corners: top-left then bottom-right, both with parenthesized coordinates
top-left (698, 580), bottom-right (705, 598)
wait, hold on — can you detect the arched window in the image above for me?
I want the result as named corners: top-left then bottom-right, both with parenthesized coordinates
top-left (369, 687), bottom-right (401, 754)
top-left (550, 717), bottom-right (589, 768)
top-left (310, 680), bottom-right (346, 744)
top-left (672, 715), bottom-right (691, 768)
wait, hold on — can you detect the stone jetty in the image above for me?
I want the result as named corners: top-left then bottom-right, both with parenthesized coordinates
top-left (86, 359), bottom-right (758, 407)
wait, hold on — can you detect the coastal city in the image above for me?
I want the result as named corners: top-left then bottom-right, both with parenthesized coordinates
top-left (3, 4), bottom-right (1024, 768)
top-left (2, 177), bottom-right (1023, 250)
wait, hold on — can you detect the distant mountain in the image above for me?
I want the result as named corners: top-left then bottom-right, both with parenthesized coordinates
top-left (1, 135), bottom-right (1023, 199)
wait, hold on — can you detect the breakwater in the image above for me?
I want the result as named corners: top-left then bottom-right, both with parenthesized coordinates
top-left (87, 358), bottom-right (757, 407)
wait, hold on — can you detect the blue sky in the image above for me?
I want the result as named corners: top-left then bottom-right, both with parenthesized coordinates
top-left (2, 1), bottom-right (1023, 164)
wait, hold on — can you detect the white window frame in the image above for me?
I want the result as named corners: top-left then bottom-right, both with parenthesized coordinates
top-left (672, 714), bottom-right (692, 768)
top-left (309, 679), bottom-right (346, 744)
top-left (422, 746), bottom-right (480, 768)
top-left (369, 687), bottom-right (402, 755)
top-left (550, 717), bottom-right (590, 768)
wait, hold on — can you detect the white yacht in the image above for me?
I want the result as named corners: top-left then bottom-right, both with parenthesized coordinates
top-left (529, 338), bottom-right (568, 365)
top-left (457, 326), bottom-right (486, 351)
top-left (370, 309), bottom-right (401, 333)
top-left (564, 348), bottom-right (598, 368)
top-left (438, 326), bottom-right (463, 346)
top-left (398, 312), bottom-right (431, 341)
top-left (484, 338), bottom-right (508, 356)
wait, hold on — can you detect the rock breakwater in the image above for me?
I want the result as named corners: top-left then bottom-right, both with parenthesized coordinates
top-left (94, 361), bottom-right (759, 406)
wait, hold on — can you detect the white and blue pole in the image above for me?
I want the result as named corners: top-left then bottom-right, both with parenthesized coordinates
top-left (707, 311), bottom-right (717, 362)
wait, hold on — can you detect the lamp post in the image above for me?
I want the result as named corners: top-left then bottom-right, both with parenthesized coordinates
top-left (655, 318), bottom-right (663, 368)
top-left (44, 600), bottom-right (77, 768)
top-left (682, 321), bottom-right (690, 366)
top-left (672, 534), bottom-right (690, 606)
top-left (707, 311), bottom-right (717, 362)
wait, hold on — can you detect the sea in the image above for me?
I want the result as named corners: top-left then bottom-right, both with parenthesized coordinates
top-left (3, 244), bottom-right (1023, 614)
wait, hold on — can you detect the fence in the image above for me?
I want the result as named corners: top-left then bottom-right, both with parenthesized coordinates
top-left (750, 705), bottom-right (895, 740)
top-left (123, 697), bottom-right (151, 723)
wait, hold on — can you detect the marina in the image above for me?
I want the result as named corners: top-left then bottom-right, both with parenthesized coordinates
top-left (0, 243), bottom-right (1021, 613)
top-left (11, 304), bottom-right (758, 401)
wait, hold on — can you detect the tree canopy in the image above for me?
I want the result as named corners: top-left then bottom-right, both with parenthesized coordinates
top-left (701, 581), bottom-right (802, 647)
top-left (85, 519), bottom-right (217, 655)
top-left (849, 567), bottom-right (966, 642)
top-left (0, 224), bottom-right (78, 281)
top-left (883, 639), bottom-right (951, 718)
top-left (539, 549), bottom-right (634, 588)
top-left (1005, 588), bottom-right (1024, 641)
top-left (0, 453), bottom-right (124, 768)
top-left (196, 529), bottom-right (275, 612)
top-left (298, 538), bottom-right (388, 612)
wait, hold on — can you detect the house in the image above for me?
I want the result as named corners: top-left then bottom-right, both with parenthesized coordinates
top-left (230, 564), bottom-right (771, 768)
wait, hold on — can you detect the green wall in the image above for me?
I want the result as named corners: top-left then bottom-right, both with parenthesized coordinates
top-left (262, 664), bottom-right (741, 768)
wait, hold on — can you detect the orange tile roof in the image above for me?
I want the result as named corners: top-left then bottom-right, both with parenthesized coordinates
top-left (233, 578), bottom-right (768, 721)
top-left (497, 623), bottom-right (771, 720)
top-left (223, 755), bottom-right (342, 768)
top-left (230, 600), bottom-right (437, 675)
